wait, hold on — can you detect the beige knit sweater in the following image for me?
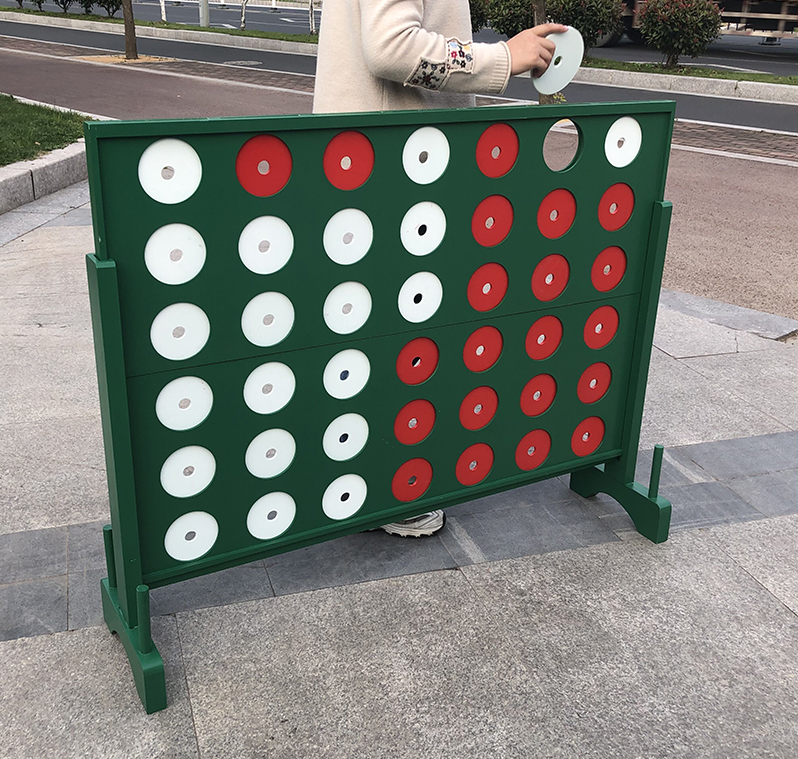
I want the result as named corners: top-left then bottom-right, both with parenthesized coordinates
top-left (313, 0), bottom-right (512, 114)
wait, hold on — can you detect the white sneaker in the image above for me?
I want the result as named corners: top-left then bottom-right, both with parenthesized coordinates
top-left (378, 510), bottom-right (446, 538)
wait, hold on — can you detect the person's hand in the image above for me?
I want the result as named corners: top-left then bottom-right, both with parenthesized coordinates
top-left (506, 23), bottom-right (570, 77)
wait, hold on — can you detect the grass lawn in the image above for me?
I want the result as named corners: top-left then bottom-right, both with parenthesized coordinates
top-left (0, 94), bottom-right (86, 168)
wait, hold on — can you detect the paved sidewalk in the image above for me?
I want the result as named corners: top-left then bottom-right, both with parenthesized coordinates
top-left (2, 185), bottom-right (798, 757)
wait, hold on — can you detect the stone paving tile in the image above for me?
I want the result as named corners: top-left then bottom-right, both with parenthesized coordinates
top-left (0, 526), bottom-right (67, 583)
top-left (265, 529), bottom-right (456, 595)
top-left (0, 617), bottom-right (200, 759)
top-left (0, 211), bottom-right (53, 246)
top-left (724, 468), bottom-right (798, 518)
top-left (67, 567), bottom-right (105, 631)
top-left (67, 520), bottom-right (108, 573)
top-left (0, 576), bottom-right (67, 641)
top-left (444, 475), bottom-right (576, 518)
top-left (42, 207), bottom-right (93, 227)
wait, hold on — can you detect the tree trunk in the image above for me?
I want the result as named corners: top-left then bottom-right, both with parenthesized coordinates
top-left (309, 0), bottom-right (317, 34)
top-left (121, 0), bottom-right (138, 60)
top-left (240, 0), bottom-right (249, 29)
top-left (531, 0), bottom-right (555, 104)
top-left (159, 0), bottom-right (167, 22)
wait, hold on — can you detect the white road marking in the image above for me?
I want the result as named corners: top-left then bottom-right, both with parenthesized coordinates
top-left (676, 118), bottom-right (798, 138)
top-left (279, 16), bottom-right (297, 22)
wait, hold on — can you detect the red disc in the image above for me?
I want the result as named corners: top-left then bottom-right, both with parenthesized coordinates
top-left (515, 429), bottom-right (552, 471)
top-left (396, 337), bottom-right (439, 386)
top-left (456, 443), bottom-right (494, 486)
top-left (476, 123), bottom-right (519, 178)
top-left (394, 399), bottom-right (436, 445)
top-left (584, 306), bottom-right (619, 349)
top-left (392, 458), bottom-right (433, 502)
top-left (459, 386), bottom-right (499, 431)
top-left (520, 374), bottom-right (557, 417)
top-left (463, 326), bottom-right (503, 372)
top-left (591, 247), bottom-right (627, 292)
top-left (577, 363), bottom-right (612, 404)
top-left (531, 254), bottom-right (570, 302)
top-left (525, 316), bottom-right (563, 361)
top-left (467, 263), bottom-right (509, 312)
top-left (598, 183), bottom-right (634, 231)
top-left (323, 131), bottom-right (374, 191)
top-left (571, 417), bottom-right (605, 457)
top-left (537, 189), bottom-right (576, 239)
top-left (472, 195), bottom-right (514, 247)
top-left (235, 135), bottom-right (292, 197)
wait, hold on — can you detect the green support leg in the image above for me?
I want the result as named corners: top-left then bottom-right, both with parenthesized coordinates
top-left (569, 444), bottom-right (671, 544)
top-left (101, 527), bottom-right (167, 714)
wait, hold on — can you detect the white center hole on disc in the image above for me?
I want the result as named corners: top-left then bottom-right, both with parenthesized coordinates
top-left (340, 155), bottom-right (352, 170)
top-left (589, 379), bottom-right (598, 388)
top-left (408, 475), bottom-right (418, 485)
top-left (469, 460), bottom-right (478, 471)
top-left (169, 248), bottom-right (183, 262)
top-left (604, 264), bottom-right (612, 275)
top-left (491, 146), bottom-right (501, 159)
top-left (258, 240), bottom-right (271, 253)
top-left (554, 55), bottom-right (563, 67)
top-left (474, 404), bottom-right (483, 414)
top-left (482, 283), bottom-right (492, 295)
top-left (408, 418), bottom-right (418, 429)
top-left (485, 216), bottom-right (495, 230)
top-left (545, 273), bottom-right (554, 285)
top-left (183, 466), bottom-right (195, 477)
top-left (412, 357), bottom-right (422, 368)
top-left (610, 203), bottom-right (618, 214)
top-left (476, 345), bottom-right (485, 356)
top-left (172, 326), bottom-right (186, 339)
top-left (550, 209), bottom-right (559, 222)
top-left (527, 446), bottom-right (536, 456)
top-left (265, 448), bottom-right (277, 459)
top-left (262, 383), bottom-right (273, 395)
top-left (595, 323), bottom-right (604, 334)
top-left (533, 390), bottom-right (541, 401)
top-left (178, 397), bottom-right (191, 410)
top-left (339, 433), bottom-right (349, 443)
top-left (340, 492), bottom-right (350, 502)
top-left (342, 302), bottom-right (353, 315)
top-left (582, 432), bottom-right (590, 442)
top-left (262, 313), bottom-right (275, 326)
top-left (342, 232), bottom-right (354, 245)
top-left (537, 334), bottom-right (546, 345)
top-left (258, 160), bottom-right (270, 175)
top-left (185, 530), bottom-right (196, 541)
top-left (617, 137), bottom-right (626, 149)
top-left (339, 370), bottom-right (350, 381)
top-left (161, 165), bottom-right (175, 180)
top-left (267, 510), bottom-right (278, 520)
top-left (419, 151), bottom-right (429, 164)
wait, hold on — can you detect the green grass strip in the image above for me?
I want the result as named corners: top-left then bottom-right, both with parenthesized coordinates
top-left (0, 94), bottom-right (87, 167)
top-left (583, 55), bottom-right (798, 87)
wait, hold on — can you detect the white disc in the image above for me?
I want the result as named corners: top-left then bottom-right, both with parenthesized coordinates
top-left (150, 303), bottom-right (210, 361)
top-left (144, 224), bottom-right (206, 285)
top-left (322, 413), bottom-right (369, 462)
top-left (155, 376), bottom-right (213, 431)
top-left (604, 116), bottom-right (643, 168)
top-left (160, 446), bottom-right (216, 498)
top-left (533, 27), bottom-right (585, 96)
top-left (243, 362), bottom-right (296, 415)
top-left (323, 282), bottom-right (372, 335)
top-left (238, 216), bottom-right (294, 275)
top-left (164, 511), bottom-right (218, 562)
top-left (245, 428), bottom-right (296, 478)
top-left (138, 139), bottom-right (202, 205)
top-left (241, 292), bottom-right (295, 348)
top-left (402, 127), bottom-right (450, 185)
top-left (398, 272), bottom-right (443, 323)
top-left (322, 474), bottom-right (367, 520)
top-left (323, 209), bottom-right (373, 266)
top-left (247, 492), bottom-right (296, 540)
top-left (323, 349), bottom-right (371, 400)
top-left (400, 202), bottom-right (446, 256)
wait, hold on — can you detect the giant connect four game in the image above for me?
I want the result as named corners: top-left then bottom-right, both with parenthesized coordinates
top-left (85, 101), bottom-right (675, 712)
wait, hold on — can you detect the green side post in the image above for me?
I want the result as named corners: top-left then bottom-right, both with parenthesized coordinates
top-left (103, 525), bottom-right (117, 589)
top-left (649, 444), bottom-right (664, 500)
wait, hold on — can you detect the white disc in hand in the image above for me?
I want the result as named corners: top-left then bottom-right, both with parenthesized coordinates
top-left (533, 27), bottom-right (584, 95)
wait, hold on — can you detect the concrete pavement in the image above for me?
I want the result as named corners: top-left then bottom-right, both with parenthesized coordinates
top-left (2, 182), bottom-right (798, 756)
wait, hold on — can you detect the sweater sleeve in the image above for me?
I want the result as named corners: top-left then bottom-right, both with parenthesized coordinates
top-left (359, 0), bottom-right (511, 95)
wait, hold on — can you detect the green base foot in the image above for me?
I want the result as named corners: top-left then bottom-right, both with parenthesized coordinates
top-left (569, 465), bottom-right (671, 543)
top-left (101, 578), bottom-right (167, 713)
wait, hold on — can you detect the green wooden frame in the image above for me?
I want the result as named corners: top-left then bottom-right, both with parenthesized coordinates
top-left (85, 101), bottom-right (675, 713)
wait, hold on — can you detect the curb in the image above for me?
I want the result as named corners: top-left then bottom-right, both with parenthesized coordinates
top-left (0, 141), bottom-right (87, 215)
top-left (3, 12), bottom-right (798, 103)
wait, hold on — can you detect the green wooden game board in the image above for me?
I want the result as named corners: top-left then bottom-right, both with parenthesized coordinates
top-left (85, 101), bottom-right (675, 713)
